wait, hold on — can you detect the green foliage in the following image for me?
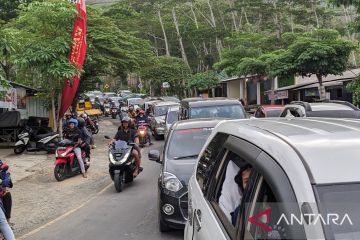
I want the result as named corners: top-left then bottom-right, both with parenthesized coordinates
top-left (347, 75), bottom-right (360, 104)
top-left (188, 71), bottom-right (220, 90)
top-left (140, 56), bottom-right (190, 97)
top-left (11, 0), bottom-right (78, 96)
top-left (0, 0), bottom-right (32, 22)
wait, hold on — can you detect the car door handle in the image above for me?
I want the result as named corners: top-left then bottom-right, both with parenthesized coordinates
top-left (194, 209), bottom-right (202, 232)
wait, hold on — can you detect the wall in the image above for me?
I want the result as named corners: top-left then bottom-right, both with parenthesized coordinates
top-left (226, 80), bottom-right (240, 99)
top-left (27, 98), bottom-right (49, 118)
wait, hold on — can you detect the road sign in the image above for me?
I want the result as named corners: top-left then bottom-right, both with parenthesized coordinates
top-left (104, 84), bottom-right (109, 89)
top-left (162, 82), bottom-right (170, 88)
top-left (138, 83), bottom-right (143, 89)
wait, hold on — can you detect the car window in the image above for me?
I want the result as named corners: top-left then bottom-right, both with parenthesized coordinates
top-left (190, 105), bottom-right (245, 119)
top-left (206, 151), bottom-right (255, 239)
top-left (196, 133), bottom-right (228, 194)
top-left (167, 128), bottom-right (213, 160)
top-left (166, 110), bottom-right (179, 124)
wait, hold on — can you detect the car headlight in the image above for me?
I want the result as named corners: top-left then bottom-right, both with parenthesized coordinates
top-left (163, 172), bottom-right (183, 192)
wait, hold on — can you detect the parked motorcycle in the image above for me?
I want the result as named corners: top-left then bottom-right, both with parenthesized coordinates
top-left (105, 136), bottom-right (141, 192)
top-left (14, 125), bottom-right (59, 154)
top-left (54, 139), bottom-right (90, 181)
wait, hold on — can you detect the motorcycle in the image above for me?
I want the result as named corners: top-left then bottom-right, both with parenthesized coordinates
top-left (86, 118), bottom-right (99, 135)
top-left (105, 136), bottom-right (142, 192)
top-left (54, 139), bottom-right (90, 181)
top-left (14, 125), bottom-right (59, 154)
top-left (136, 122), bottom-right (149, 148)
top-left (103, 103), bottom-right (111, 117)
top-left (111, 107), bottom-right (118, 119)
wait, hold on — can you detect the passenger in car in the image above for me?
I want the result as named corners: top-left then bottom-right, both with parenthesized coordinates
top-left (219, 160), bottom-right (241, 222)
top-left (231, 164), bottom-right (252, 225)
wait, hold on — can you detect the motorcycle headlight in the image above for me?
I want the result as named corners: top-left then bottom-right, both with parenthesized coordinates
top-left (139, 130), bottom-right (145, 135)
top-left (163, 172), bottom-right (183, 192)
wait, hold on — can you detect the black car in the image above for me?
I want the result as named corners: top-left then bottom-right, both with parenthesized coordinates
top-left (179, 97), bottom-right (246, 120)
top-left (148, 119), bottom-right (223, 232)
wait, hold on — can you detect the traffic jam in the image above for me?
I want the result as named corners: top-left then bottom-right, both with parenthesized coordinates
top-left (94, 91), bottom-right (360, 240)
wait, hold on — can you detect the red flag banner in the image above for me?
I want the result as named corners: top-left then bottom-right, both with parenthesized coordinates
top-left (59, 0), bottom-right (87, 118)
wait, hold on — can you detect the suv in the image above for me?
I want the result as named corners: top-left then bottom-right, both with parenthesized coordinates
top-left (149, 101), bottom-right (180, 140)
top-left (148, 119), bottom-right (223, 232)
top-left (279, 100), bottom-right (360, 118)
top-left (185, 118), bottom-right (360, 240)
top-left (180, 98), bottom-right (246, 120)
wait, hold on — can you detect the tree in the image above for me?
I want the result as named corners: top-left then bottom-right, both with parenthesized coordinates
top-left (271, 29), bottom-right (355, 99)
top-left (188, 70), bottom-right (220, 96)
top-left (0, 0), bottom-right (32, 22)
top-left (347, 75), bottom-right (360, 104)
top-left (140, 56), bottom-right (190, 97)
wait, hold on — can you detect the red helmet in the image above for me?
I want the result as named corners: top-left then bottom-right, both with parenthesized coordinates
top-left (139, 109), bottom-right (145, 114)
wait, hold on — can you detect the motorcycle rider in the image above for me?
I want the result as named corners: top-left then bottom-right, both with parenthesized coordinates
top-left (0, 161), bottom-right (12, 224)
top-left (0, 201), bottom-right (14, 240)
top-left (63, 113), bottom-right (78, 127)
top-left (77, 118), bottom-right (92, 161)
top-left (128, 105), bottom-right (137, 119)
top-left (110, 118), bottom-right (142, 177)
top-left (81, 113), bottom-right (96, 149)
top-left (135, 109), bottom-right (153, 146)
top-left (63, 119), bottom-right (87, 178)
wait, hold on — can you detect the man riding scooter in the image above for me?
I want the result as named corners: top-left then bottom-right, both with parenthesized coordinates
top-left (128, 105), bottom-right (137, 119)
top-left (135, 109), bottom-right (153, 146)
top-left (63, 119), bottom-right (88, 178)
top-left (110, 118), bottom-right (143, 177)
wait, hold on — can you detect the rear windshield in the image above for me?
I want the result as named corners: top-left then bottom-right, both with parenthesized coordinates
top-left (266, 109), bottom-right (283, 117)
top-left (167, 128), bottom-right (212, 160)
top-left (166, 110), bottom-right (179, 124)
top-left (190, 105), bottom-right (245, 119)
top-left (315, 184), bottom-right (360, 239)
top-left (155, 105), bottom-right (177, 117)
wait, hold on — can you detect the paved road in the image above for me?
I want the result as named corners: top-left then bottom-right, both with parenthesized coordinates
top-left (23, 120), bottom-right (183, 240)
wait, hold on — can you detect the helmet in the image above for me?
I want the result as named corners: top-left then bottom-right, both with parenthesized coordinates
top-left (81, 113), bottom-right (88, 119)
top-left (129, 105), bottom-right (134, 111)
top-left (121, 117), bottom-right (130, 124)
top-left (139, 109), bottom-right (145, 114)
top-left (77, 117), bottom-right (86, 129)
top-left (68, 118), bottom-right (78, 125)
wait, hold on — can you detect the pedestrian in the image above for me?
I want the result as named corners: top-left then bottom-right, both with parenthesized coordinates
top-left (0, 161), bottom-right (13, 224)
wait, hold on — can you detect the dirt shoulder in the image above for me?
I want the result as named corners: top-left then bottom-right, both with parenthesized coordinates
top-left (7, 119), bottom-right (117, 238)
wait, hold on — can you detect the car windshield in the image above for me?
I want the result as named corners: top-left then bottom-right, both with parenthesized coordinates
top-left (114, 140), bottom-right (128, 149)
top-left (155, 105), bottom-right (176, 117)
top-left (128, 98), bottom-right (143, 106)
top-left (315, 184), bottom-right (360, 239)
top-left (167, 128), bottom-right (212, 160)
top-left (166, 110), bottom-right (179, 124)
top-left (190, 105), bottom-right (245, 119)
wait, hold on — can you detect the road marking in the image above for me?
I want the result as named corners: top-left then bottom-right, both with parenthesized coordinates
top-left (18, 147), bottom-right (145, 239)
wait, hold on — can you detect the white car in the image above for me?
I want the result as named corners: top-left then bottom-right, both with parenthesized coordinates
top-left (185, 118), bottom-right (360, 240)
top-left (164, 105), bottom-right (180, 139)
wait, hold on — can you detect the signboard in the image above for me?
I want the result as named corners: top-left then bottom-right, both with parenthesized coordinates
top-left (138, 83), bottom-right (143, 89)
top-left (267, 90), bottom-right (288, 100)
top-left (162, 82), bottom-right (170, 88)
top-left (104, 84), bottom-right (110, 89)
top-left (0, 87), bottom-right (17, 109)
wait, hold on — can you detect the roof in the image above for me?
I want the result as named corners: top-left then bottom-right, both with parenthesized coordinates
top-left (215, 118), bottom-right (360, 184)
top-left (9, 82), bottom-right (37, 92)
top-left (173, 118), bottom-right (224, 130)
top-left (181, 98), bottom-right (240, 107)
top-left (153, 101), bottom-right (180, 107)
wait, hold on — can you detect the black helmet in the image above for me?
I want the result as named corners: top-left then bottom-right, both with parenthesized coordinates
top-left (77, 117), bottom-right (86, 129)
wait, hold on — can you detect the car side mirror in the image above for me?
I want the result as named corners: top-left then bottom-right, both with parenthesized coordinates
top-left (148, 150), bottom-right (161, 163)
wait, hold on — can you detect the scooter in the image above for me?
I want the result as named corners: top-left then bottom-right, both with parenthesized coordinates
top-left (103, 103), bottom-right (111, 117)
top-left (111, 107), bottom-right (118, 119)
top-left (136, 123), bottom-right (149, 148)
top-left (14, 125), bottom-right (59, 154)
top-left (86, 118), bottom-right (99, 135)
top-left (105, 136), bottom-right (142, 192)
top-left (54, 139), bottom-right (90, 181)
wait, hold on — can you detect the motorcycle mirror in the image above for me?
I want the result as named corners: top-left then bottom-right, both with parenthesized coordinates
top-left (104, 135), bottom-right (111, 139)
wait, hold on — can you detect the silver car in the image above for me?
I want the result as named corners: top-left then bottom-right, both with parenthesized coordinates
top-left (185, 118), bottom-right (360, 240)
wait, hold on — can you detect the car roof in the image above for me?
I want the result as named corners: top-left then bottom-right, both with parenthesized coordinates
top-left (172, 118), bottom-right (224, 130)
top-left (181, 98), bottom-right (240, 107)
top-left (287, 101), bottom-right (359, 111)
top-left (153, 101), bottom-right (179, 107)
top-left (215, 118), bottom-right (360, 184)
top-left (309, 102), bottom-right (355, 111)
